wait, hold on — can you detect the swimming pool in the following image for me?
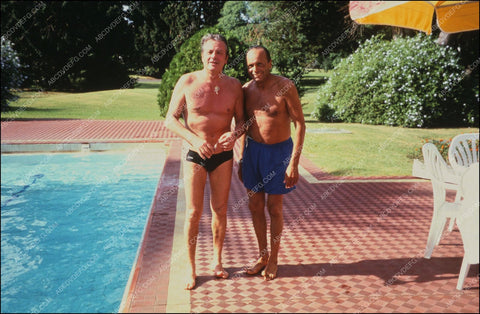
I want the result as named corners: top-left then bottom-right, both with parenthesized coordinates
top-left (1, 144), bottom-right (166, 313)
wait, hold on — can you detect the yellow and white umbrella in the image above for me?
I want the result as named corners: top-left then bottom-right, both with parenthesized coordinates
top-left (349, 1), bottom-right (479, 34)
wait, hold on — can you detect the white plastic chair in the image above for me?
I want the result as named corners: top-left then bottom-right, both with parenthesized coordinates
top-left (446, 133), bottom-right (479, 231)
top-left (422, 143), bottom-right (463, 259)
top-left (456, 162), bottom-right (479, 290)
top-left (448, 133), bottom-right (479, 175)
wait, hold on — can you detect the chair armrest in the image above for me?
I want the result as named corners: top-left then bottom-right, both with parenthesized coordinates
top-left (412, 159), bottom-right (430, 179)
top-left (443, 165), bottom-right (461, 185)
top-left (412, 159), bottom-right (460, 189)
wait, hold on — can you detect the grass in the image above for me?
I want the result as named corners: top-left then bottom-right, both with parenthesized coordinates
top-left (300, 123), bottom-right (476, 177)
top-left (2, 81), bottom-right (162, 121)
top-left (2, 72), bottom-right (479, 177)
top-left (298, 70), bottom-right (478, 176)
top-left (300, 69), bottom-right (331, 118)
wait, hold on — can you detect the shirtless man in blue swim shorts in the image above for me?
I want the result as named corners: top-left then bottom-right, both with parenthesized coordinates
top-left (165, 34), bottom-right (246, 290)
top-left (238, 45), bottom-right (305, 281)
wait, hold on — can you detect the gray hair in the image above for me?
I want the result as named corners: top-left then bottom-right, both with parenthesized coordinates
top-left (200, 33), bottom-right (228, 57)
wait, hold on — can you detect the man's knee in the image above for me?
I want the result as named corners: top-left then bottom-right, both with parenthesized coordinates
top-left (248, 196), bottom-right (264, 212)
top-left (267, 201), bottom-right (283, 218)
top-left (186, 208), bottom-right (202, 222)
top-left (211, 203), bottom-right (228, 217)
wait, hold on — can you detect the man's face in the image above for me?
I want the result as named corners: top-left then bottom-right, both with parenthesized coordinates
top-left (246, 48), bottom-right (272, 82)
top-left (201, 39), bottom-right (228, 73)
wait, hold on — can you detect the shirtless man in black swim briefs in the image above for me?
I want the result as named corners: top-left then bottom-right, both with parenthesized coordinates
top-left (165, 33), bottom-right (246, 290)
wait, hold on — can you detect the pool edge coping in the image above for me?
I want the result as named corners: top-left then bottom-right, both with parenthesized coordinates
top-left (118, 139), bottom-right (183, 313)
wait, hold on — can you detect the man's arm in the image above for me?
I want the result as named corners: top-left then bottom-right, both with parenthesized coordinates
top-left (217, 80), bottom-right (247, 151)
top-left (233, 82), bottom-right (247, 140)
top-left (284, 81), bottom-right (306, 189)
top-left (165, 74), bottom-right (214, 159)
top-left (236, 84), bottom-right (250, 182)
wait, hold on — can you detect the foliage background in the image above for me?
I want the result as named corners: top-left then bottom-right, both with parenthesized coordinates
top-left (312, 34), bottom-right (479, 127)
top-left (1, 1), bottom-right (133, 91)
top-left (1, 1), bottom-right (479, 128)
top-left (1, 37), bottom-right (25, 111)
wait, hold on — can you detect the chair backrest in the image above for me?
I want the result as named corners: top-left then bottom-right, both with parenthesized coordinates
top-left (457, 162), bottom-right (479, 263)
top-left (448, 133), bottom-right (479, 175)
top-left (422, 143), bottom-right (451, 208)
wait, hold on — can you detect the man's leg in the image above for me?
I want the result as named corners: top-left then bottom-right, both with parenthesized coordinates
top-left (208, 159), bottom-right (233, 278)
top-left (263, 194), bottom-right (284, 280)
top-left (183, 161), bottom-right (207, 289)
top-left (246, 190), bottom-right (269, 275)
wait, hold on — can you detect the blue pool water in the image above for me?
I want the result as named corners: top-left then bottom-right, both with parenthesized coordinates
top-left (1, 144), bottom-right (166, 313)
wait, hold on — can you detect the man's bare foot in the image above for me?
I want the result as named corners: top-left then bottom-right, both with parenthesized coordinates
top-left (212, 264), bottom-right (229, 279)
top-left (185, 274), bottom-right (196, 290)
top-left (261, 261), bottom-right (278, 281)
top-left (246, 257), bottom-right (268, 275)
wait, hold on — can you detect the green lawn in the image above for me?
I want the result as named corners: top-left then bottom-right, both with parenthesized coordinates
top-left (297, 70), bottom-right (478, 176)
top-left (300, 69), bottom-right (331, 118)
top-left (2, 73), bottom-right (478, 177)
top-left (300, 122), bottom-right (476, 177)
top-left (2, 81), bottom-right (162, 120)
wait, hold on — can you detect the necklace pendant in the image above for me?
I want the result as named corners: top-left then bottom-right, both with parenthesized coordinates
top-left (214, 86), bottom-right (220, 95)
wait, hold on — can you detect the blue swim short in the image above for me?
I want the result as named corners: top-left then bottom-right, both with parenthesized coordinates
top-left (242, 136), bottom-right (296, 195)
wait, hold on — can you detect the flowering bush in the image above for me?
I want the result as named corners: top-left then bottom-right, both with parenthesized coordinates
top-left (409, 138), bottom-right (451, 161)
top-left (1, 37), bottom-right (26, 111)
top-left (312, 33), bottom-right (477, 127)
top-left (409, 137), bottom-right (479, 164)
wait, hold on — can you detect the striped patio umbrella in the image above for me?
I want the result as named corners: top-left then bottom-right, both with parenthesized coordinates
top-left (349, 1), bottom-right (479, 34)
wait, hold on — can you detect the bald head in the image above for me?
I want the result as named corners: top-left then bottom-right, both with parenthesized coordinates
top-left (246, 45), bottom-right (272, 82)
top-left (247, 45), bottom-right (271, 62)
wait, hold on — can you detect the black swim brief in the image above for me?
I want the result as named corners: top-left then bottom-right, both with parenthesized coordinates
top-left (186, 149), bottom-right (233, 172)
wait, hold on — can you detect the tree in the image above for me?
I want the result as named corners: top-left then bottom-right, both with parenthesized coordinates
top-left (1, 37), bottom-right (25, 111)
top-left (129, 1), bottom-right (225, 77)
top-left (1, 1), bottom-right (135, 91)
top-left (217, 1), bottom-right (249, 33)
top-left (217, 1), bottom-right (350, 96)
top-left (129, 2), bottom-right (178, 77)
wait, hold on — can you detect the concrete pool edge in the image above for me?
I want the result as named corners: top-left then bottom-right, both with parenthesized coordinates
top-left (1, 141), bottom-right (171, 153)
top-left (119, 139), bottom-right (184, 313)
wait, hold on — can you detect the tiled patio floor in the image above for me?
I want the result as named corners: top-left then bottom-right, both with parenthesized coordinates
top-left (1, 120), bottom-right (478, 313)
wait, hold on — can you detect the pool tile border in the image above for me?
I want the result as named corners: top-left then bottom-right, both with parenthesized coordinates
top-left (119, 139), bottom-right (183, 313)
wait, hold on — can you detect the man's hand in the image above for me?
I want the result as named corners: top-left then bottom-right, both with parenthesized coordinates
top-left (284, 163), bottom-right (299, 189)
top-left (217, 132), bottom-right (236, 151)
top-left (192, 137), bottom-right (215, 159)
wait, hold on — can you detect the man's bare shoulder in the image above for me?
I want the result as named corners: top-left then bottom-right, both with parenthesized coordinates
top-left (272, 74), bottom-right (292, 86)
top-left (222, 75), bottom-right (242, 88)
top-left (272, 74), bottom-right (297, 97)
top-left (179, 71), bottom-right (201, 85)
top-left (242, 80), bottom-right (254, 90)
top-left (220, 75), bottom-right (242, 96)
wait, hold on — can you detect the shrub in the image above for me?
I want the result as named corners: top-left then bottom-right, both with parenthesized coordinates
top-left (1, 37), bottom-right (26, 111)
top-left (314, 103), bottom-right (337, 122)
top-left (312, 34), bottom-right (477, 128)
top-left (79, 55), bottom-right (132, 91)
top-left (409, 137), bottom-right (480, 163)
top-left (408, 138), bottom-right (452, 161)
top-left (157, 27), bottom-right (249, 117)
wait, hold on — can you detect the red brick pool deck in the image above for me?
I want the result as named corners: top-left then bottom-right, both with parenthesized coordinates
top-left (1, 120), bottom-right (478, 313)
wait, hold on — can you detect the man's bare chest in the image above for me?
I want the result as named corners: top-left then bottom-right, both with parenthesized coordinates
top-left (186, 84), bottom-right (234, 115)
top-left (246, 91), bottom-right (285, 117)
